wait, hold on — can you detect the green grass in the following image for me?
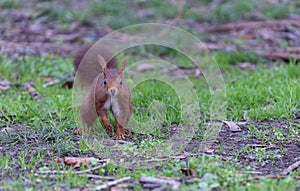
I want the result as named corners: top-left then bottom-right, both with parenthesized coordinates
top-left (226, 62), bottom-right (299, 120)
top-left (184, 0), bottom-right (299, 23)
top-left (212, 51), bottom-right (300, 120)
top-left (1, 154), bottom-right (298, 190)
top-left (0, 51), bottom-right (299, 190)
top-left (1, 0), bottom-right (299, 32)
top-left (29, 0), bottom-right (300, 29)
top-left (0, 0), bottom-right (19, 8)
top-left (36, 0), bottom-right (178, 29)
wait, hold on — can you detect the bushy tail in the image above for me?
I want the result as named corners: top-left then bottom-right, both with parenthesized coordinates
top-left (73, 44), bottom-right (118, 89)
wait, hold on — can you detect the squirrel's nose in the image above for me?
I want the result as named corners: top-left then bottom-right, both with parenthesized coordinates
top-left (110, 89), bottom-right (116, 96)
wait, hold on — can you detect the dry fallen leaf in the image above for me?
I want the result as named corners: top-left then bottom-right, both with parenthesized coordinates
top-left (205, 148), bottom-right (214, 154)
top-left (194, 69), bottom-right (201, 78)
top-left (222, 121), bottom-right (242, 132)
top-left (0, 78), bottom-right (12, 94)
top-left (172, 152), bottom-right (189, 159)
top-left (54, 158), bottom-right (63, 164)
top-left (189, 169), bottom-right (196, 177)
top-left (22, 81), bottom-right (40, 101)
top-left (242, 34), bottom-right (254, 40)
top-left (239, 62), bottom-right (256, 71)
top-left (55, 157), bottom-right (98, 168)
top-left (64, 157), bottom-right (91, 168)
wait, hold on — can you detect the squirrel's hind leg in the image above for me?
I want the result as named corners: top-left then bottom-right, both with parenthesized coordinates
top-left (80, 86), bottom-right (98, 133)
top-left (80, 103), bottom-right (97, 133)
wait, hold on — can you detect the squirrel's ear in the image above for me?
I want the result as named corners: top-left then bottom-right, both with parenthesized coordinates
top-left (119, 57), bottom-right (128, 74)
top-left (97, 55), bottom-right (107, 72)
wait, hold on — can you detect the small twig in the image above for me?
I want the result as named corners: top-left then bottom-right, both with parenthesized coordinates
top-left (131, 157), bottom-right (169, 166)
top-left (131, 153), bottom-right (217, 166)
top-left (241, 174), bottom-right (300, 182)
top-left (197, 42), bottom-right (300, 62)
top-left (143, 183), bottom-right (161, 189)
top-left (222, 120), bottom-right (242, 132)
top-left (262, 52), bottom-right (300, 62)
top-left (117, 140), bottom-right (134, 145)
top-left (140, 176), bottom-right (181, 190)
top-left (157, 176), bottom-right (182, 181)
top-left (47, 173), bottom-right (115, 181)
top-left (172, 152), bottom-right (190, 159)
top-left (246, 144), bottom-right (268, 148)
top-left (43, 79), bottom-right (61, 88)
top-left (36, 160), bottom-right (108, 175)
top-left (81, 174), bottom-right (115, 180)
top-left (92, 176), bottom-right (132, 190)
top-left (37, 165), bottom-right (101, 175)
top-left (239, 171), bottom-right (263, 175)
top-left (282, 161), bottom-right (300, 176)
top-left (205, 19), bottom-right (300, 32)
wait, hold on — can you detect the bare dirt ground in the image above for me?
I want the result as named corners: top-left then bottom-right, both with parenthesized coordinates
top-left (1, 118), bottom-right (299, 181)
top-left (1, 5), bottom-right (300, 60)
top-left (208, 119), bottom-right (300, 175)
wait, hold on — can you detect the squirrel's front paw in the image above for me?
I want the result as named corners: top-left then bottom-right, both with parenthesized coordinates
top-left (104, 124), bottom-right (113, 131)
top-left (113, 128), bottom-right (131, 140)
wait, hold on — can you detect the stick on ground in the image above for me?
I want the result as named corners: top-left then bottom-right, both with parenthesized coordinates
top-left (36, 160), bottom-right (108, 175)
top-left (282, 161), bottom-right (300, 176)
top-left (140, 176), bottom-right (181, 190)
top-left (93, 176), bottom-right (132, 190)
top-left (204, 19), bottom-right (300, 32)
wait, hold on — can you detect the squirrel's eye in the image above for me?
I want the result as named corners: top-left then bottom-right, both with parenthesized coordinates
top-left (104, 79), bottom-right (107, 85)
top-left (120, 80), bottom-right (123, 85)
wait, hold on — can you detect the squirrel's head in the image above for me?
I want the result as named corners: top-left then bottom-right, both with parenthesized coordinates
top-left (97, 55), bottom-right (127, 97)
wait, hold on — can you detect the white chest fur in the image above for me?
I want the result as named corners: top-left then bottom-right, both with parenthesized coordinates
top-left (104, 96), bottom-right (120, 116)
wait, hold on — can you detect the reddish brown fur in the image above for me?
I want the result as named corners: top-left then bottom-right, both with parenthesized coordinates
top-left (74, 45), bottom-right (132, 139)
top-left (73, 44), bottom-right (118, 70)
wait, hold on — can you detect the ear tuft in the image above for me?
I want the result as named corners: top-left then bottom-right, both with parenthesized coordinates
top-left (97, 55), bottom-right (107, 71)
top-left (119, 57), bottom-right (128, 74)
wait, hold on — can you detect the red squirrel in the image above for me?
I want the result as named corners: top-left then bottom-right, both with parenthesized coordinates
top-left (73, 45), bottom-right (132, 139)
